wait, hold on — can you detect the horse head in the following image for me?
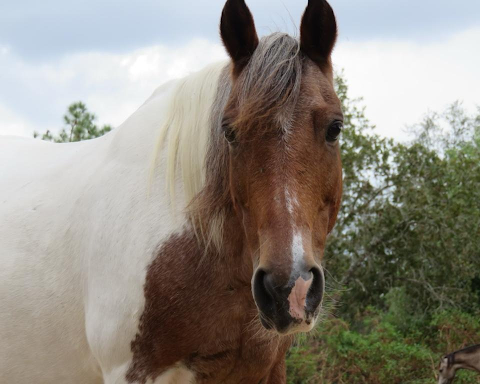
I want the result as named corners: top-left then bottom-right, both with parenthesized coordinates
top-left (219, 0), bottom-right (343, 334)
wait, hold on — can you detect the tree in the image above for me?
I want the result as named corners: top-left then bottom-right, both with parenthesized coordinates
top-left (34, 102), bottom-right (112, 143)
top-left (324, 73), bottom-right (398, 314)
top-left (325, 75), bottom-right (480, 322)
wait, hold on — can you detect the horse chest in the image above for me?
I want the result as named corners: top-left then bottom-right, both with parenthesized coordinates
top-left (179, 284), bottom-right (289, 382)
top-left (182, 290), bottom-right (290, 382)
top-left (126, 231), bottom-right (291, 383)
top-left (185, 336), bottom-right (290, 383)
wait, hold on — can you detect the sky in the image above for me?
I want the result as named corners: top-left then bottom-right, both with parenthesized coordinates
top-left (1, 0), bottom-right (479, 140)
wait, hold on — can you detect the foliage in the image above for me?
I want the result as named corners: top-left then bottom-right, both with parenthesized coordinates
top-left (286, 310), bottom-right (480, 384)
top-left (325, 75), bottom-right (480, 321)
top-left (33, 102), bottom-right (112, 142)
top-left (429, 310), bottom-right (480, 353)
top-left (324, 73), bottom-right (398, 313)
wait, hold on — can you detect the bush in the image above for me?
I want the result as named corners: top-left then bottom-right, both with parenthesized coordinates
top-left (286, 309), bottom-right (480, 383)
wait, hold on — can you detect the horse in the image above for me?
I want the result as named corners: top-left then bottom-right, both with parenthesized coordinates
top-left (0, 0), bottom-right (343, 382)
top-left (438, 344), bottom-right (480, 384)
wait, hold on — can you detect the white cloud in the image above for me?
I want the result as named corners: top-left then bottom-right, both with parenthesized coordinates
top-left (0, 39), bottom-right (227, 137)
top-left (0, 103), bottom-right (33, 137)
top-left (333, 27), bottom-right (480, 140)
top-left (0, 27), bottom-right (479, 141)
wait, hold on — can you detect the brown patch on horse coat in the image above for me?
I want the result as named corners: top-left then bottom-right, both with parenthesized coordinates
top-left (126, 224), bottom-right (292, 383)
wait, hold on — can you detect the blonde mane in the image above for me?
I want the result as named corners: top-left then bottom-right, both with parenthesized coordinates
top-left (151, 61), bottom-right (228, 209)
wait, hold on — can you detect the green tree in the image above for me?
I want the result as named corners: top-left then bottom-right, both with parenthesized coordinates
top-left (34, 102), bottom-right (112, 143)
top-left (326, 75), bottom-right (480, 324)
top-left (377, 104), bottom-right (480, 317)
top-left (324, 73), bottom-right (399, 315)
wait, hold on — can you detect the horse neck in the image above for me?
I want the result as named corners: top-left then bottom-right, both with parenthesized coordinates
top-left (217, 211), bottom-right (252, 283)
top-left (193, 154), bottom-right (254, 285)
top-left (452, 347), bottom-right (480, 373)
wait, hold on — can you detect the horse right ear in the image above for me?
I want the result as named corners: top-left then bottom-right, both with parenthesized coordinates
top-left (220, 0), bottom-right (259, 75)
top-left (300, 0), bottom-right (337, 69)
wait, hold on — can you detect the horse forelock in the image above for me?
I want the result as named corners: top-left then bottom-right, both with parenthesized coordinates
top-left (231, 33), bottom-right (304, 138)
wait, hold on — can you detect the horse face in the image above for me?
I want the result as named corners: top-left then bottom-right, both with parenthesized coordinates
top-left (438, 358), bottom-right (456, 384)
top-left (220, 0), bottom-right (341, 334)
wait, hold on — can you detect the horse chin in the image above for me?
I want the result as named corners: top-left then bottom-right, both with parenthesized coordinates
top-left (259, 311), bottom-right (318, 335)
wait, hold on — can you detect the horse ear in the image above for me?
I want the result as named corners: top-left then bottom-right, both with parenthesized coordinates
top-left (300, 0), bottom-right (337, 68)
top-left (220, 0), bottom-right (259, 74)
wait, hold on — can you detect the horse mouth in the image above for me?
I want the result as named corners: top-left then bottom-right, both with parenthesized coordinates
top-left (252, 264), bottom-right (324, 334)
top-left (258, 308), bottom-right (319, 334)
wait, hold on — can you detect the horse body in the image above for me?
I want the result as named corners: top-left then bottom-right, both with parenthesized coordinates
top-left (0, 1), bottom-right (343, 382)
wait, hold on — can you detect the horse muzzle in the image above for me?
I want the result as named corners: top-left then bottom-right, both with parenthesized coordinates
top-left (252, 264), bottom-right (324, 334)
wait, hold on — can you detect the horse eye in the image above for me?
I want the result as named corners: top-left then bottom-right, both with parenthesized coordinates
top-left (326, 120), bottom-right (343, 142)
top-left (223, 123), bottom-right (236, 144)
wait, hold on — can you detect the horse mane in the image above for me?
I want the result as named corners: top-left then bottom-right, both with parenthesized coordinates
top-left (444, 344), bottom-right (480, 367)
top-left (151, 61), bottom-right (228, 207)
top-left (152, 33), bottom-right (304, 251)
top-left (447, 353), bottom-right (455, 367)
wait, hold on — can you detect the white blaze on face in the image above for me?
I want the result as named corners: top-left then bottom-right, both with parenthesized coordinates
top-left (291, 232), bottom-right (304, 272)
top-left (285, 187), bottom-right (304, 271)
top-left (288, 230), bottom-right (314, 322)
top-left (285, 186), bottom-right (314, 321)
top-left (285, 187), bottom-right (298, 217)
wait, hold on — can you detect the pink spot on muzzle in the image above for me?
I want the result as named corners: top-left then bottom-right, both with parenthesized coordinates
top-left (287, 276), bottom-right (313, 320)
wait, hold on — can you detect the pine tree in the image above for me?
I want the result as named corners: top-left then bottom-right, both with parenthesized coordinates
top-left (34, 102), bottom-right (112, 143)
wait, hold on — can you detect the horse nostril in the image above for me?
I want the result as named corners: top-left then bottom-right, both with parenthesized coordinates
top-left (253, 269), bottom-right (275, 314)
top-left (307, 266), bottom-right (324, 309)
top-left (263, 272), bottom-right (282, 299)
top-left (299, 269), bottom-right (314, 282)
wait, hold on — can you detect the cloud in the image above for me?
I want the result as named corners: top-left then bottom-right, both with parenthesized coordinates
top-left (0, 104), bottom-right (33, 137)
top-left (333, 26), bottom-right (480, 140)
top-left (0, 39), bottom-right (227, 137)
top-left (0, 26), bottom-right (479, 142)
top-left (1, 0), bottom-right (479, 60)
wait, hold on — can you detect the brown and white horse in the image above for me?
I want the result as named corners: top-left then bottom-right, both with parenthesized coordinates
top-left (439, 345), bottom-right (480, 384)
top-left (0, 0), bottom-right (343, 382)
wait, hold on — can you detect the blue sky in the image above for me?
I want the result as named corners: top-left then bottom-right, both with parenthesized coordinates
top-left (1, 0), bottom-right (479, 139)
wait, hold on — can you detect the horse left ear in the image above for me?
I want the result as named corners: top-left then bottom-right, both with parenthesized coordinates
top-left (300, 0), bottom-right (337, 69)
top-left (220, 0), bottom-right (259, 75)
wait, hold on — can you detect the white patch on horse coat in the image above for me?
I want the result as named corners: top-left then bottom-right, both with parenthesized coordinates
top-left (285, 185), bottom-right (316, 327)
top-left (291, 232), bottom-right (304, 270)
top-left (285, 187), bottom-right (304, 272)
top-left (0, 63), bottom-right (225, 383)
top-left (285, 188), bottom-right (295, 216)
top-left (150, 365), bottom-right (195, 384)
